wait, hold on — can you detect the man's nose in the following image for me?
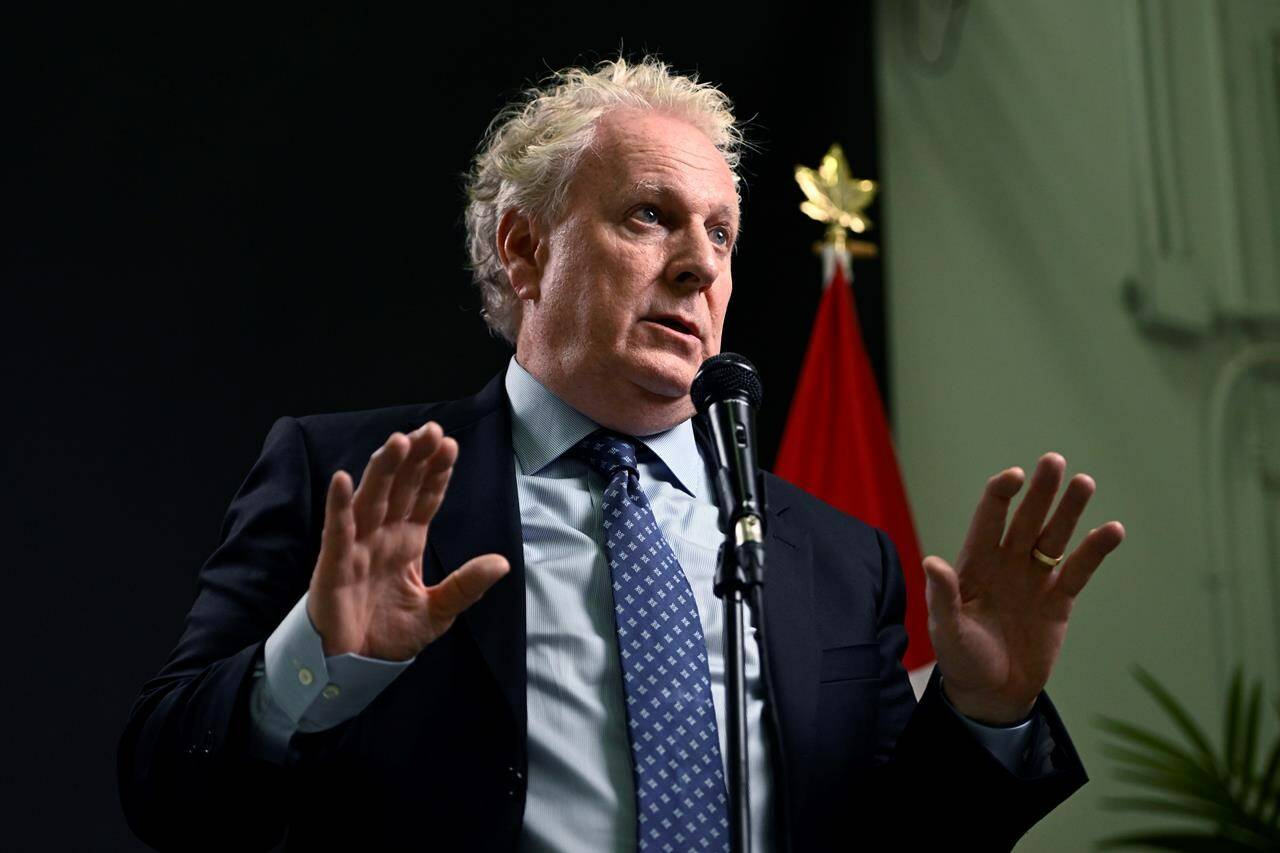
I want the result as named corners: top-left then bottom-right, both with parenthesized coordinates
top-left (666, 227), bottom-right (721, 291)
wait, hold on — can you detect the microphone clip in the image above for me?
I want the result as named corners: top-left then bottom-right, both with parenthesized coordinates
top-left (713, 469), bottom-right (767, 598)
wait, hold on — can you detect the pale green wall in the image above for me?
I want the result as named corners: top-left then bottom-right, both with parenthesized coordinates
top-left (875, 1), bottom-right (1279, 849)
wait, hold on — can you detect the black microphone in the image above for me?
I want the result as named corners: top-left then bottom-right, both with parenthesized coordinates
top-left (691, 352), bottom-right (766, 591)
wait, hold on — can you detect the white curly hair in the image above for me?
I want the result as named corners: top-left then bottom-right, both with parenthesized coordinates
top-left (463, 55), bottom-right (746, 343)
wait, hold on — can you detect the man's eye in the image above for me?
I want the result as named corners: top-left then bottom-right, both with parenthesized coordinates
top-left (710, 226), bottom-right (732, 246)
top-left (633, 206), bottom-right (661, 225)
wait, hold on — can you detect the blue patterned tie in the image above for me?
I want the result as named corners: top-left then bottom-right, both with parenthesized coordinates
top-left (572, 430), bottom-right (731, 852)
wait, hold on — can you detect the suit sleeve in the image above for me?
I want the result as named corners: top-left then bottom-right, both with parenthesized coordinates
top-left (117, 416), bottom-right (321, 851)
top-left (250, 592), bottom-right (413, 763)
top-left (852, 528), bottom-right (1088, 850)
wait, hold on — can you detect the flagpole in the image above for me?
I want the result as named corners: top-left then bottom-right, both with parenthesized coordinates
top-left (784, 144), bottom-right (938, 690)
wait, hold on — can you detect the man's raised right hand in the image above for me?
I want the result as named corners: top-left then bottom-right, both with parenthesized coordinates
top-left (306, 421), bottom-right (510, 661)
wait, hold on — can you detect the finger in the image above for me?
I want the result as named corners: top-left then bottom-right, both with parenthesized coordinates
top-left (317, 470), bottom-right (356, 577)
top-left (1053, 521), bottom-right (1126, 598)
top-left (425, 553), bottom-right (510, 623)
top-left (387, 422), bottom-right (443, 520)
top-left (1033, 473), bottom-right (1095, 561)
top-left (923, 556), bottom-right (961, 627)
top-left (407, 436), bottom-right (459, 526)
top-left (1002, 453), bottom-right (1066, 553)
top-left (351, 432), bottom-right (410, 535)
top-left (960, 467), bottom-right (1026, 560)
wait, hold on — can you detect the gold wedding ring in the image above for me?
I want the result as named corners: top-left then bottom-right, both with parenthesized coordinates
top-left (1031, 547), bottom-right (1063, 569)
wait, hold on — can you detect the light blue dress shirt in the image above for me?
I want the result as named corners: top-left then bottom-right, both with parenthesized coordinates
top-left (248, 357), bottom-right (1034, 851)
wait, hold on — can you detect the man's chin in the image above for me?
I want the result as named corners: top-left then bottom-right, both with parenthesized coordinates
top-left (624, 356), bottom-right (699, 401)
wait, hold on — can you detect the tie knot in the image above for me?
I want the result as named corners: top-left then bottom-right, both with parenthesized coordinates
top-left (571, 430), bottom-right (639, 478)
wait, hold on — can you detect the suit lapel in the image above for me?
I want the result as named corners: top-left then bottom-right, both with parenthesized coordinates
top-left (759, 474), bottom-right (820, 824)
top-left (425, 373), bottom-right (527, 741)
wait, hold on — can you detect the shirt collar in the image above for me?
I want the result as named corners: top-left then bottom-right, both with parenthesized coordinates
top-left (504, 357), bottom-right (705, 499)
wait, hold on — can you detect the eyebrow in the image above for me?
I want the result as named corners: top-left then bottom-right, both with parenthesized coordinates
top-left (627, 180), bottom-right (740, 221)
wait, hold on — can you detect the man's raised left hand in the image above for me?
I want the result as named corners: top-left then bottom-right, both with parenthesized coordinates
top-left (922, 452), bottom-right (1126, 724)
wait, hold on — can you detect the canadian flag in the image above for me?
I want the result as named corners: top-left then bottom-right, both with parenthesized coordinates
top-left (774, 247), bottom-right (935, 696)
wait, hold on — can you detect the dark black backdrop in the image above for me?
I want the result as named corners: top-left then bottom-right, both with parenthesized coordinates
top-left (7, 5), bottom-right (887, 849)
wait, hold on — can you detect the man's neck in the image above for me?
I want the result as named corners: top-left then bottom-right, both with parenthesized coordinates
top-left (513, 354), bottom-right (693, 437)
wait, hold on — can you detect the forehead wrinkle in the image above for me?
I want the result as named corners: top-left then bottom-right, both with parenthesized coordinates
top-left (591, 113), bottom-right (740, 220)
top-left (618, 145), bottom-right (724, 184)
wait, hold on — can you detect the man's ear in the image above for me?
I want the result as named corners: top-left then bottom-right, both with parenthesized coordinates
top-left (496, 208), bottom-right (544, 301)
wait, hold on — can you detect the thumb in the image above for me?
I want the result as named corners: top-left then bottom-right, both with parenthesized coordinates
top-left (922, 555), bottom-right (961, 627)
top-left (426, 553), bottom-right (511, 622)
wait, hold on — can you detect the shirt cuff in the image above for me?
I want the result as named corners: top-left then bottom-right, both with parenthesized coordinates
top-left (938, 678), bottom-right (1037, 777)
top-left (262, 593), bottom-right (415, 732)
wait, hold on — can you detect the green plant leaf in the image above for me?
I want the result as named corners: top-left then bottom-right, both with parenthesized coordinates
top-left (1096, 830), bottom-right (1263, 851)
top-left (1259, 732), bottom-right (1280, 824)
top-left (1101, 741), bottom-right (1200, 776)
top-left (1225, 667), bottom-right (1243, 786)
top-left (1133, 666), bottom-right (1219, 772)
top-left (1104, 729), bottom-right (1280, 844)
top-left (1098, 666), bottom-right (1280, 847)
top-left (1096, 716), bottom-right (1225, 797)
top-left (1240, 681), bottom-right (1262, 798)
top-left (1259, 735), bottom-right (1280, 826)
top-left (1256, 738), bottom-right (1280, 818)
top-left (1098, 716), bottom-right (1206, 768)
top-left (1101, 794), bottom-right (1248, 826)
top-left (1111, 767), bottom-right (1239, 813)
top-left (1218, 822), bottom-right (1280, 850)
top-left (1101, 742), bottom-right (1226, 800)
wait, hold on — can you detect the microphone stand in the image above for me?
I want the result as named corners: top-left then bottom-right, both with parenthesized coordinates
top-left (714, 530), bottom-right (764, 853)
top-left (708, 415), bottom-right (767, 853)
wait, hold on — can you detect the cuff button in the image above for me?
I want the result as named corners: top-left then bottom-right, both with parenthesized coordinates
top-left (298, 667), bottom-right (314, 686)
top-left (322, 684), bottom-right (341, 700)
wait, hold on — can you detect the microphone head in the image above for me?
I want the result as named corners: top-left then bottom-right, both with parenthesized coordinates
top-left (690, 352), bottom-right (764, 415)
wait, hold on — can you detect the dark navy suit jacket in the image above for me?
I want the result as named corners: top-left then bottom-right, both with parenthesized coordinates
top-left (119, 373), bottom-right (1087, 851)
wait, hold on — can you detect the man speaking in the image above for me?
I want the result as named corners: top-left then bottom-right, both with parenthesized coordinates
top-left (118, 57), bottom-right (1125, 851)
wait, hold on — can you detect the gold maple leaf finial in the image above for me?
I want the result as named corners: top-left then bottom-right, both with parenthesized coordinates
top-left (794, 144), bottom-right (878, 250)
